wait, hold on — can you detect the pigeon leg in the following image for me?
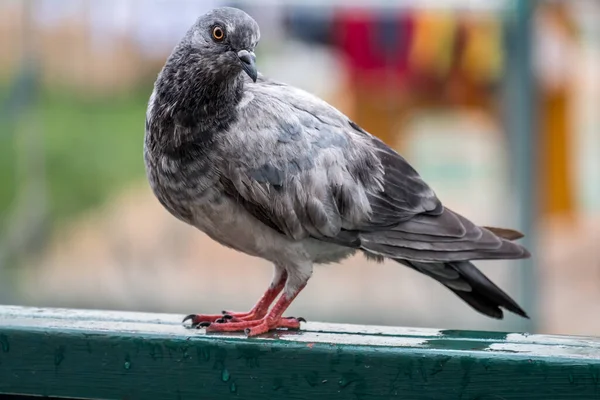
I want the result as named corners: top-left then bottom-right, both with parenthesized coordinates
top-left (205, 283), bottom-right (307, 336)
top-left (182, 270), bottom-right (287, 327)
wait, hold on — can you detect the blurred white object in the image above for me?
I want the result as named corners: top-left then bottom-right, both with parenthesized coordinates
top-left (260, 40), bottom-right (346, 99)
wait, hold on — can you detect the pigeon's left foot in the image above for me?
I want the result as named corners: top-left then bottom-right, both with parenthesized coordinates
top-left (182, 271), bottom-right (288, 328)
top-left (182, 312), bottom-right (249, 327)
top-left (195, 283), bottom-right (307, 337)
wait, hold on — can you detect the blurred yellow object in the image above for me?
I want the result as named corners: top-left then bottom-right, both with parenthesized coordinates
top-left (409, 11), bottom-right (457, 78)
top-left (542, 87), bottom-right (574, 218)
top-left (538, 3), bottom-right (576, 219)
top-left (460, 16), bottom-right (504, 83)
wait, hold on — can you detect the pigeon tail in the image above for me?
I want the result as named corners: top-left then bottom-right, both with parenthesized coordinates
top-left (394, 259), bottom-right (529, 319)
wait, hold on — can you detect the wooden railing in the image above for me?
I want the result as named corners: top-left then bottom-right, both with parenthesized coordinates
top-left (1, 306), bottom-right (599, 399)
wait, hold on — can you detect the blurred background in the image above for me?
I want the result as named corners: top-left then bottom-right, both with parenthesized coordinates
top-left (0, 0), bottom-right (598, 335)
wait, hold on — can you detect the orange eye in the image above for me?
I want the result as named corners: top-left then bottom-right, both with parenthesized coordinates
top-left (212, 26), bottom-right (225, 41)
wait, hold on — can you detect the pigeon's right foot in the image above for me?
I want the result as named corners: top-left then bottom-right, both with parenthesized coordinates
top-left (192, 283), bottom-right (308, 336)
top-left (182, 271), bottom-right (288, 329)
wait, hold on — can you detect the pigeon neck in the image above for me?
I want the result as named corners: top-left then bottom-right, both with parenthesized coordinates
top-left (150, 61), bottom-right (245, 150)
top-left (200, 77), bottom-right (245, 118)
top-left (159, 73), bottom-right (243, 119)
top-left (155, 44), bottom-right (246, 118)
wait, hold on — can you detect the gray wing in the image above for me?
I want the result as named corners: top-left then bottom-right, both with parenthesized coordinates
top-left (219, 80), bottom-right (439, 239)
top-left (219, 79), bottom-right (529, 263)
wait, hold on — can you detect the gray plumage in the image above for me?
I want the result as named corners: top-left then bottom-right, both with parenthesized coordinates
top-left (144, 7), bottom-right (530, 320)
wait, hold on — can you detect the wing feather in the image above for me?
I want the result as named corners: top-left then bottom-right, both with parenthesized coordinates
top-left (219, 80), bottom-right (528, 263)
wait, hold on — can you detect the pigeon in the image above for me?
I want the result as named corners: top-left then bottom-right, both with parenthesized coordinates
top-left (144, 7), bottom-right (530, 336)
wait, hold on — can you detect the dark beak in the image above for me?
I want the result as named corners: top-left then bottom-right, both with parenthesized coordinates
top-left (238, 50), bottom-right (257, 83)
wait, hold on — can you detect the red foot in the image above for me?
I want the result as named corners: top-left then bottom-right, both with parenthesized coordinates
top-left (182, 304), bottom-right (281, 327)
top-left (184, 272), bottom-right (289, 328)
top-left (183, 276), bottom-right (308, 337)
top-left (205, 316), bottom-right (305, 336)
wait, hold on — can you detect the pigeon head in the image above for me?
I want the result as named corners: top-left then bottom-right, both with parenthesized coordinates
top-left (183, 7), bottom-right (260, 83)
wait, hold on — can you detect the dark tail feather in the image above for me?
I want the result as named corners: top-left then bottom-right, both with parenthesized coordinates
top-left (395, 259), bottom-right (529, 319)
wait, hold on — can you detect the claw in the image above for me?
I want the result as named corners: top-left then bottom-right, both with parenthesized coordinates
top-left (223, 314), bottom-right (234, 320)
top-left (197, 321), bottom-right (211, 328)
top-left (297, 317), bottom-right (306, 323)
top-left (182, 314), bottom-right (196, 324)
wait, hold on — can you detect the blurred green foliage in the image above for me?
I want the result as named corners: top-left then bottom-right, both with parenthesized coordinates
top-left (1, 88), bottom-right (149, 226)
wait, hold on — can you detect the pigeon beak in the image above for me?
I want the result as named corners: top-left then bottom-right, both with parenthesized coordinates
top-left (238, 50), bottom-right (257, 83)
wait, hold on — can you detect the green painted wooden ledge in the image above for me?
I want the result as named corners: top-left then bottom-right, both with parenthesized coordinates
top-left (1, 306), bottom-right (600, 400)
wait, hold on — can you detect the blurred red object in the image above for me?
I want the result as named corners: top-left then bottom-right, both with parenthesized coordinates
top-left (332, 9), bottom-right (415, 88)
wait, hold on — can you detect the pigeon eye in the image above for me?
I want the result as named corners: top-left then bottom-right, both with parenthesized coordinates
top-left (212, 26), bottom-right (225, 42)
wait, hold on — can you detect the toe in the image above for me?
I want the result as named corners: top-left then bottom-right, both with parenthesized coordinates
top-left (277, 317), bottom-right (302, 330)
top-left (244, 317), bottom-right (304, 336)
top-left (205, 319), bottom-right (263, 333)
top-left (181, 313), bottom-right (230, 327)
top-left (244, 322), bottom-right (270, 337)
